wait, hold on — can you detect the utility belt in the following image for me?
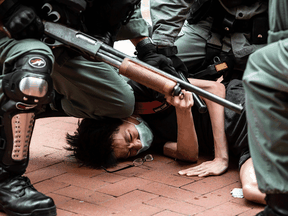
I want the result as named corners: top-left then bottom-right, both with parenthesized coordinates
top-left (134, 101), bottom-right (171, 115)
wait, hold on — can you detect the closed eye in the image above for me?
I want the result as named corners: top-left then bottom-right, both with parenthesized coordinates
top-left (129, 132), bottom-right (132, 142)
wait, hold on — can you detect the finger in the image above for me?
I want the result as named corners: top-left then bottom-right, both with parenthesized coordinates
top-left (198, 171), bottom-right (211, 177)
top-left (178, 169), bottom-right (199, 175)
top-left (185, 170), bottom-right (203, 177)
top-left (178, 167), bottom-right (199, 175)
top-left (179, 92), bottom-right (185, 100)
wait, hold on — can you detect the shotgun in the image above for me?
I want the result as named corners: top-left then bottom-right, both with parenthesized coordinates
top-left (42, 21), bottom-right (243, 114)
top-left (1, 21), bottom-right (243, 114)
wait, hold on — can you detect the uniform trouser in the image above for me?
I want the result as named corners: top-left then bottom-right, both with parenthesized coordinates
top-left (174, 20), bottom-right (210, 72)
top-left (243, 38), bottom-right (288, 194)
top-left (0, 37), bottom-right (135, 119)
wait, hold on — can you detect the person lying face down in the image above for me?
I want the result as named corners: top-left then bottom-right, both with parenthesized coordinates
top-left (66, 78), bottom-right (266, 205)
top-left (65, 78), bottom-right (225, 170)
top-left (65, 86), bottom-right (198, 169)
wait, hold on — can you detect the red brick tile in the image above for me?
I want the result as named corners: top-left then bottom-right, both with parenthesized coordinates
top-left (181, 175), bottom-right (238, 194)
top-left (145, 196), bottom-right (206, 215)
top-left (96, 177), bottom-right (152, 196)
top-left (112, 204), bottom-right (163, 216)
top-left (100, 190), bottom-right (159, 211)
top-left (153, 210), bottom-right (187, 216)
top-left (56, 208), bottom-right (84, 216)
top-left (138, 181), bottom-right (201, 203)
top-left (238, 207), bottom-right (264, 216)
top-left (57, 199), bottom-right (119, 215)
top-left (26, 165), bottom-right (67, 183)
top-left (53, 185), bottom-right (95, 200)
top-left (187, 182), bottom-right (242, 208)
top-left (195, 201), bottom-right (251, 216)
top-left (27, 153), bottom-right (63, 173)
top-left (84, 191), bottom-right (116, 204)
top-left (138, 170), bottom-right (195, 187)
top-left (47, 193), bottom-right (73, 207)
top-left (52, 173), bottom-right (107, 190)
top-left (48, 161), bottom-right (103, 177)
top-left (93, 172), bottom-right (127, 183)
top-left (34, 179), bottom-right (70, 194)
top-left (54, 185), bottom-right (116, 205)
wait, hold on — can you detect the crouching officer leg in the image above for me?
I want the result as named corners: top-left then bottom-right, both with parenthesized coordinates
top-left (0, 53), bottom-right (56, 216)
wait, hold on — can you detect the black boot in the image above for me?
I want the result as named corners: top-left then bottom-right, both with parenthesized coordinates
top-left (0, 171), bottom-right (56, 216)
top-left (255, 194), bottom-right (288, 216)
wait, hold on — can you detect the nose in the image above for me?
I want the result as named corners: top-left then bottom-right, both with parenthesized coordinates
top-left (130, 139), bottom-right (142, 155)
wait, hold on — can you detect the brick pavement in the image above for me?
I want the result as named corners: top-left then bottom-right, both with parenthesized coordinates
top-left (0, 117), bottom-right (265, 216)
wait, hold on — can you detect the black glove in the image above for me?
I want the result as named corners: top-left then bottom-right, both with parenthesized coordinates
top-left (3, 4), bottom-right (43, 40)
top-left (156, 46), bottom-right (189, 78)
top-left (136, 38), bottom-right (180, 78)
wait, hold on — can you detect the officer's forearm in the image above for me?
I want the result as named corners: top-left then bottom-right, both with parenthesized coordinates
top-left (0, 0), bottom-right (5, 5)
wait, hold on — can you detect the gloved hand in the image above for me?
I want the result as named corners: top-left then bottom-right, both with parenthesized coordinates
top-left (136, 40), bottom-right (180, 79)
top-left (157, 46), bottom-right (189, 78)
top-left (136, 38), bottom-right (181, 102)
top-left (3, 4), bottom-right (43, 40)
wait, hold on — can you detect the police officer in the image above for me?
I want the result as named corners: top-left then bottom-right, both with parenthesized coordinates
top-left (0, 0), bottom-right (176, 215)
top-left (243, 1), bottom-right (288, 215)
top-left (150, 0), bottom-right (268, 81)
top-left (149, 0), bottom-right (268, 205)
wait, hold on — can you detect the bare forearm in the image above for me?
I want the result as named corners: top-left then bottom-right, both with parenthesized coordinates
top-left (175, 109), bottom-right (198, 161)
top-left (188, 79), bottom-right (228, 162)
top-left (206, 100), bottom-right (228, 161)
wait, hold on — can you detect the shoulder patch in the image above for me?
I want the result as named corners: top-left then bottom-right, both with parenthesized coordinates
top-left (28, 57), bottom-right (46, 68)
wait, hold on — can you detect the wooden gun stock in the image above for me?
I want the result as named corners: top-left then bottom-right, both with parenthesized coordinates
top-left (120, 58), bottom-right (177, 96)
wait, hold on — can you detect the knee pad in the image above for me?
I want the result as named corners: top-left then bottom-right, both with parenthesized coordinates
top-left (0, 53), bottom-right (54, 173)
top-left (2, 53), bottom-right (54, 109)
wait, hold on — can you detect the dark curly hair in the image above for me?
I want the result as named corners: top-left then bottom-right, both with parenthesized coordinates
top-left (65, 117), bottom-right (124, 168)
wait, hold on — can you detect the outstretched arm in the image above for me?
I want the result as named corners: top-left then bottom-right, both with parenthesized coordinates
top-left (178, 79), bottom-right (229, 177)
top-left (164, 90), bottom-right (198, 162)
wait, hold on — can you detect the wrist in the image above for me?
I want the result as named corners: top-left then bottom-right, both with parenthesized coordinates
top-left (214, 156), bottom-right (229, 164)
top-left (135, 37), bottom-right (155, 51)
top-left (156, 46), bottom-right (178, 57)
top-left (175, 107), bottom-right (192, 116)
top-left (135, 37), bottom-right (156, 59)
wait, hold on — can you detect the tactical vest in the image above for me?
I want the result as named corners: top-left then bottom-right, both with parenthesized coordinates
top-left (187, 0), bottom-right (268, 81)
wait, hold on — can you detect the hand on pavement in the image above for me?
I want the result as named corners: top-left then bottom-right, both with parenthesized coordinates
top-left (178, 158), bottom-right (228, 177)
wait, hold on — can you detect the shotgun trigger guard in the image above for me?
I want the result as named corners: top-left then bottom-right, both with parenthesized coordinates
top-left (172, 83), bottom-right (182, 96)
top-left (42, 36), bottom-right (64, 48)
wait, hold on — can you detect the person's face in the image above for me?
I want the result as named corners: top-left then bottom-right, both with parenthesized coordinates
top-left (112, 120), bottom-right (142, 159)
